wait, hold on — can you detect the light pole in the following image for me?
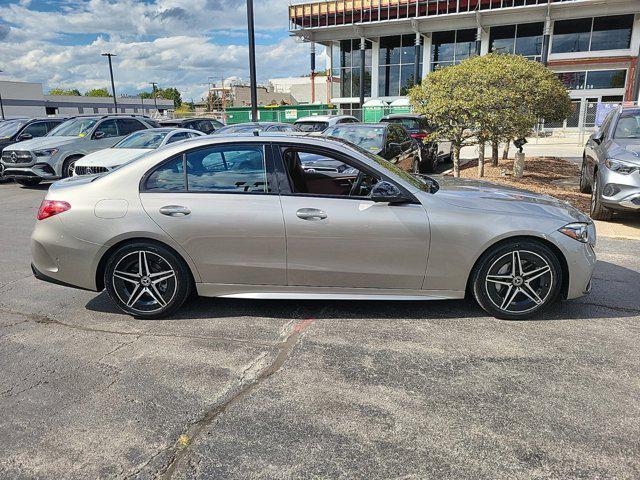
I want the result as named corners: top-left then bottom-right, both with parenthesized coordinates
top-left (0, 69), bottom-right (5, 119)
top-left (150, 82), bottom-right (159, 112)
top-left (101, 53), bottom-right (118, 111)
top-left (246, 0), bottom-right (258, 122)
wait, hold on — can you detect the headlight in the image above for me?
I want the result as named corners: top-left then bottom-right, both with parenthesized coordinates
top-left (604, 158), bottom-right (639, 175)
top-left (33, 148), bottom-right (59, 157)
top-left (558, 222), bottom-right (591, 243)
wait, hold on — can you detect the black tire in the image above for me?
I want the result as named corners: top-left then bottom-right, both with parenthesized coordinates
top-left (590, 173), bottom-right (613, 221)
top-left (104, 241), bottom-right (193, 319)
top-left (0, 165), bottom-right (11, 183)
top-left (15, 178), bottom-right (42, 187)
top-left (62, 156), bottom-right (82, 178)
top-left (471, 239), bottom-right (563, 320)
top-left (579, 159), bottom-right (592, 194)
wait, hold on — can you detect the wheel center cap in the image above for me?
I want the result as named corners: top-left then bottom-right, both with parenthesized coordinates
top-left (140, 276), bottom-right (151, 287)
top-left (513, 276), bottom-right (524, 286)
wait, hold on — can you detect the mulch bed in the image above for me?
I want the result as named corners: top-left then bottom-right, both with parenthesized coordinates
top-left (452, 156), bottom-right (590, 213)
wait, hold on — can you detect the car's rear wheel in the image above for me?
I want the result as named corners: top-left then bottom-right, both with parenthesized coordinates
top-left (104, 242), bottom-right (193, 319)
top-left (15, 178), bottom-right (42, 187)
top-left (579, 159), bottom-right (592, 194)
top-left (472, 239), bottom-right (562, 320)
top-left (590, 174), bottom-right (613, 221)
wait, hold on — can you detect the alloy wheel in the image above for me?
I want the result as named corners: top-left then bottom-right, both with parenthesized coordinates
top-left (112, 250), bottom-right (178, 314)
top-left (66, 160), bottom-right (77, 178)
top-left (484, 250), bottom-right (553, 314)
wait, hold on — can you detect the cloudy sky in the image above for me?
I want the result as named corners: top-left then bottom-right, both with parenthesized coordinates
top-left (0, 0), bottom-right (320, 100)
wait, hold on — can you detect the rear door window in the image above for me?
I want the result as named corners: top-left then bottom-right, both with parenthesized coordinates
top-left (186, 145), bottom-right (268, 193)
top-left (145, 155), bottom-right (186, 191)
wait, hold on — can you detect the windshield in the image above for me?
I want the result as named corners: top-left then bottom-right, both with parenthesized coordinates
top-left (49, 118), bottom-right (97, 137)
top-left (0, 120), bottom-right (27, 139)
top-left (330, 138), bottom-right (436, 193)
top-left (295, 121), bottom-right (329, 133)
top-left (614, 113), bottom-right (640, 139)
top-left (325, 125), bottom-right (385, 152)
top-left (115, 131), bottom-right (168, 149)
top-left (382, 118), bottom-right (422, 130)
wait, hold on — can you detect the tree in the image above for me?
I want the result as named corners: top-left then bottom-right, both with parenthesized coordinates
top-left (409, 63), bottom-right (482, 177)
top-left (48, 88), bottom-right (81, 96)
top-left (139, 87), bottom-right (182, 108)
top-left (85, 88), bottom-right (111, 97)
top-left (409, 54), bottom-right (572, 177)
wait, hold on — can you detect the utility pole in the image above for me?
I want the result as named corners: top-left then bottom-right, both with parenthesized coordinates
top-left (246, 0), bottom-right (258, 121)
top-left (0, 70), bottom-right (5, 119)
top-left (310, 42), bottom-right (316, 104)
top-left (150, 82), bottom-right (159, 111)
top-left (101, 53), bottom-right (118, 111)
top-left (221, 76), bottom-right (227, 123)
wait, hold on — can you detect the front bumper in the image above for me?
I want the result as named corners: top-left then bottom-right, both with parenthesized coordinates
top-left (600, 168), bottom-right (640, 212)
top-left (549, 230), bottom-right (597, 300)
top-left (2, 163), bottom-right (59, 180)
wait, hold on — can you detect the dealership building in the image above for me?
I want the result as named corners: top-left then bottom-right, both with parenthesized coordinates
top-left (289, 0), bottom-right (640, 126)
top-left (0, 80), bottom-right (174, 120)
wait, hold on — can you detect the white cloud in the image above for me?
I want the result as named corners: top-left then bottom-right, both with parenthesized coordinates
top-left (0, 0), bottom-right (321, 100)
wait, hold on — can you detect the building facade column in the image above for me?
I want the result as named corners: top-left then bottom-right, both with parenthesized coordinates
top-left (359, 37), bottom-right (366, 109)
top-left (422, 33), bottom-right (432, 78)
top-left (414, 31), bottom-right (422, 85)
top-left (541, 16), bottom-right (552, 66)
top-left (371, 38), bottom-right (380, 99)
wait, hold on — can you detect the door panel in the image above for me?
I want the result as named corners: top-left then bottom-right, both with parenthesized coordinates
top-left (141, 193), bottom-right (286, 285)
top-left (281, 196), bottom-right (430, 289)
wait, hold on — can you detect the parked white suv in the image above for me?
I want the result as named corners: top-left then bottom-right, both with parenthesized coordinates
top-left (1, 115), bottom-right (158, 186)
top-left (294, 115), bottom-right (359, 133)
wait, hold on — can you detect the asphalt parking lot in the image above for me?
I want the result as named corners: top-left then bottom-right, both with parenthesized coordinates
top-left (1, 182), bottom-right (639, 480)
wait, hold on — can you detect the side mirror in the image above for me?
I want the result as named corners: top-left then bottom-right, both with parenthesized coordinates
top-left (93, 131), bottom-right (105, 140)
top-left (370, 181), bottom-right (411, 204)
top-left (17, 133), bottom-right (33, 141)
top-left (592, 130), bottom-right (604, 145)
top-left (388, 142), bottom-right (402, 156)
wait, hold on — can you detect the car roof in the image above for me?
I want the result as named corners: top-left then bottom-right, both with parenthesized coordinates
top-left (295, 115), bottom-right (357, 122)
top-left (620, 107), bottom-right (640, 115)
top-left (134, 127), bottom-right (201, 134)
top-left (380, 114), bottom-right (423, 120)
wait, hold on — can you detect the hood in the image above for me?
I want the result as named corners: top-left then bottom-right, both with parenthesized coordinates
top-left (76, 148), bottom-right (148, 168)
top-left (7, 136), bottom-right (78, 151)
top-left (434, 176), bottom-right (590, 223)
top-left (609, 140), bottom-right (640, 164)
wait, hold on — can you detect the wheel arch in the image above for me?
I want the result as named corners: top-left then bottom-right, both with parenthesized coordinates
top-left (465, 235), bottom-right (570, 300)
top-left (60, 153), bottom-right (85, 176)
top-left (95, 237), bottom-right (197, 291)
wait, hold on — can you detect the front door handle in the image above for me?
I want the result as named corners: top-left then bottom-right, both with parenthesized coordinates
top-left (159, 205), bottom-right (191, 217)
top-left (296, 208), bottom-right (327, 220)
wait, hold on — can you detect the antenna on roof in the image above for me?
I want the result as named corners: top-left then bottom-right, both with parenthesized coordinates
top-left (252, 129), bottom-right (259, 136)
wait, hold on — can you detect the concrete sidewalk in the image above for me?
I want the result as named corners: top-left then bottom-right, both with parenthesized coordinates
top-left (596, 216), bottom-right (640, 240)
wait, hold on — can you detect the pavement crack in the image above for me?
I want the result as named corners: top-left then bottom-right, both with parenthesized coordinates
top-left (156, 316), bottom-right (316, 480)
top-left (576, 301), bottom-right (640, 314)
top-left (0, 274), bottom-right (34, 293)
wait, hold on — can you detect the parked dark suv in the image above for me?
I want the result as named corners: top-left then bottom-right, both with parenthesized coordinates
top-left (159, 117), bottom-right (224, 134)
top-left (0, 118), bottom-right (66, 181)
top-left (380, 114), bottom-right (452, 172)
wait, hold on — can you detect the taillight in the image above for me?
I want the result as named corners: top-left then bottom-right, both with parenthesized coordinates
top-left (37, 200), bottom-right (71, 220)
top-left (411, 133), bottom-right (428, 139)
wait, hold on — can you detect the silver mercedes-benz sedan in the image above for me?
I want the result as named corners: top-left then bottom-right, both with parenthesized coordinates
top-left (31, 135), bottom-right (596, 320)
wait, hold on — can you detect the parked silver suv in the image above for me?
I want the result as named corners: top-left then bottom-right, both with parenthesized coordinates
top-left (1, 115), bottom-right (157, 186)
top-left (581, 106), bottom-right (640, 220)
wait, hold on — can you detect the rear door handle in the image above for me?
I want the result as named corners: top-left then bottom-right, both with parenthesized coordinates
top-left (296, 208), bottom-right (327, 220)
top-left (159, 205), bottom-right (191, 217)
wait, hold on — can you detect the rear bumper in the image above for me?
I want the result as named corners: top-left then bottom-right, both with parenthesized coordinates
top-left (31, 217), bottom-right (102, 291)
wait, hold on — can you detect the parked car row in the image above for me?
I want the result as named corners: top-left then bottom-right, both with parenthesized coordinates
top-left (1, 113), bottom-right (453, 184)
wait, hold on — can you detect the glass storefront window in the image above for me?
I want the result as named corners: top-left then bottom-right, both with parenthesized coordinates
top-left (586, 70), bottom-right (626, 89)
top-left (379, 34), bottom-right (422, 97)
top-left (337, 39), bottom-right (372, 98)
top-left (490, 23), bottom-right (543, 60)
top-left (431, 29), bottom-right (476, 70)
top-left (591, 15), bottom-right (634, 51)
top-left (556, 70), bottom-right (627, 90)
top-left (552, 15), bottom-right (633, 54)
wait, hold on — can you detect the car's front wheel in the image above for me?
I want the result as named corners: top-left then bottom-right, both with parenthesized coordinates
top-left (472, 239), bottom-right (563, 320)
top-left (590, 174), bottom-right (613, 221)
top-left (104, 242), bottom-right (193, 319)
top-left (579, 159), bottom-right (592, 194)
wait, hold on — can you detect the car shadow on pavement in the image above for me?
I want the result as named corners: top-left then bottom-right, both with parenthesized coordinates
top-left (85, 261), bottom-right (640, 322)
